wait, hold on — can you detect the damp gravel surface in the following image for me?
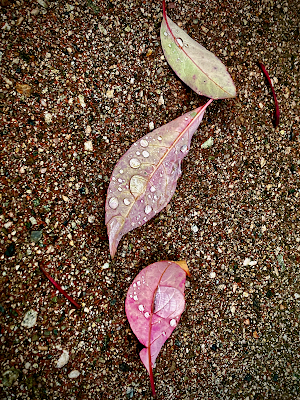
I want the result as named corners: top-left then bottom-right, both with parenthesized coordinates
top-left (0, 0), bottom-right (299, 399)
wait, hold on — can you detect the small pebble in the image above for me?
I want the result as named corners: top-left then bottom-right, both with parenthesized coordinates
top-left (191, 224), bottom-right (198, 233)
top-left (21, 310), bottom-right (38, 328)
top-left (209, 271), bottom-right (216, 279)
top-left (68, 370), bottom-right (80, 379)
top-left (84, 141), bottom-right (93, 151)
top-left (55, 350), bottom-right (69, 368)
top-left (149, 122), bottom-right (154, 130)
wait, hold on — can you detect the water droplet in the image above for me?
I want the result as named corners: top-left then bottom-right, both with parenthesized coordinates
top-left (123, 198), bottom-right (130, 206)
top-left (109, 197), bottom-right (119, 209)
top-left (118, 187), bottom-right (122, 192)
top-left (140, 139), bottom-right (148, 147)
top-left (136, 151), bottom-right (140, 156)
top-left (120, 169), bottom-right (123, 174)
top-left (133, 283), bottom-right (136, 287)
top-left (170, 319), bottom-right (176, 327)
top-left (184, 117), bottom-right (188, 120)
top-left (138, 304), bottom-right (145, 312)
top-left (130, 175), bottom-right (147, 197)
top-left (154, 195), bottom-right (158, 200)
top-left (164, 31), bottom-right (168, 36)
top-left (118, 178), bottom-right (123, 183)
top-left (144, 205), bottom-right (152, 214)
top-left (144, 312), bottom-right (150, 318)
top-left (137, 281), bottom-right (141, 286)
top-left (176, 38), bottom-right (183, 47)
top-left (142, 150), bottom-right (149, 158)
top-left (131, 222), bottom-right (135, 226)
top-left (168, 43), bottom-right (172, 48)
top-left (150, 186), bottom-right (156, 193)
top-left (130, 158), bottom-right (141, 169)
top-left (130, 294), bottom-right (132, 298)
top-left (180, 145), bottom-right (188, 153)
top-left (133, 295), bottom-right (138, 301)
top-left (112, 177), bottom-right (116, 181)
top-left (157, 136), bottom-right (162, 141)
top-left (162, 331), bottom-right (166, 336)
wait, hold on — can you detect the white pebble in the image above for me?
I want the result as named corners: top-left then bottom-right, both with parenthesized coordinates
top-left (191, 224), bottom-right (198, 233)
top-left (68, 370), bottom-right (80, 379)
top-left (55, 350), bottom-right (69, 368)
top-left (84, 141), bottom-right (93, 151)
top-left (294, 293), bottom-right (300, 299)
top-left (21, 310), bottom-right (38, 328)
top-left (102, 262), bottom-right (110, 269)
top-left (44, 112), bottom-right (52, 124)
top-left (209, 271), bottom-right (216, 279)
top-left (149, 121), bottom-right (154, 131)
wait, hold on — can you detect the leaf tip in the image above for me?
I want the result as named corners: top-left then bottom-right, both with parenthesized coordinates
top-left (107, 215), bottom-right (124, 259)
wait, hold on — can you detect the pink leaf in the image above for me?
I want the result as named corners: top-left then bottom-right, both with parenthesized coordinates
top-left (160, 0), bottom-right (236, 99)
top-left (125, 261), bottom-right (188, 396)
top-left (105, 99), bottom-right (212, 258)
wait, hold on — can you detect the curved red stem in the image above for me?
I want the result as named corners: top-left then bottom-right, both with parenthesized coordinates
top-left (258, 61), bottom-right (280, 127)
top-left (39, 263), bottom-right (81, 309)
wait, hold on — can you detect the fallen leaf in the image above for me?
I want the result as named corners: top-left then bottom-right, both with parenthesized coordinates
top-left (160, 0), bottom-right (236, 99)
top-left (105, 99), bottom-right (212, 258)
top-left (125, 261), bottom-right (188, 396)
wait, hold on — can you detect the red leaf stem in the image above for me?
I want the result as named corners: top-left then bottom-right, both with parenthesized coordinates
top-left (258, 61), bottom-right (280, 127)
top-left (39, 264), bottom-right (81, 309)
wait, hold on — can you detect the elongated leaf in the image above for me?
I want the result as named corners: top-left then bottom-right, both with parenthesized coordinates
top-left (125, 261), bottom-right (188, 396)
top-left (105, 99), bottom-right (212, 258)
top-left (160, 0), bottom-right (236, 99)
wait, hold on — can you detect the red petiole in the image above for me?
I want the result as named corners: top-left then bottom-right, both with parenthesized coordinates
top-left (258, 61), bottom-right (280, 128)
top-left (39, 263), bottom-right (81, 309)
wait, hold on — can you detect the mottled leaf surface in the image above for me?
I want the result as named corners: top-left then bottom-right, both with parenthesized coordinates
top-left (105, 100), bottom-right (212, 258)
top-left (160, 1), bottom-right (236, 99)
top-left (125, 261), bottom-right (187, 396)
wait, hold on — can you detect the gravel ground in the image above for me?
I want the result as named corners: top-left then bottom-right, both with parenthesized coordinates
top-left (0, 0), bottom-right (299, 399)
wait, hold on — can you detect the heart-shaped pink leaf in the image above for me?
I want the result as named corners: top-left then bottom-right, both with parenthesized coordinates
top-left (125, 261), bottom-right (188, 396)
top-left (160, 0), bottom-right (236, 99)
top-left (105, 99), bottom-right (212, 258)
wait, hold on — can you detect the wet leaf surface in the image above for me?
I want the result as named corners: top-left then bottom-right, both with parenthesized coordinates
top-left (160, 0), bottom-right (236, 99)
top-left (105, 100), bottom-right (212, 258)
top-left (125, 261), bottom-right (188, 396)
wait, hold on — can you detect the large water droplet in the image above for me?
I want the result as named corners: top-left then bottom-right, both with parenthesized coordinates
top-left (138, 304), bottom-right (145, 312)
top-left (157, 136), bottom-right (162, 141)
top-left (109, 197), bottom-right (119, 209)
top-left (123, 198), bottom-right (130, 206)
top-left (144, 205), bottom-right (152, 214)
top-left (180, 144), bottom-right (188, 153)
top-left (133, 295), bottom-right (138, 301)
top-left (140, 139), bottom-right (148, 148)
top-left (142, 150), bottom-right (149, 158)
top-left (118, 178), bottom-right (123, 183)
top-left (176, 38), bottom-right (183, 47)
top-left (130, 158), bottom-right (141, 169)
top-left (130, 175), bottom-right (147, 197)
top-left (170, 319), bottom-right (176, 327)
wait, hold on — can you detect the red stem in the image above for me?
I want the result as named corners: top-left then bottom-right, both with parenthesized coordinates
top-left (257, 61), bottom-right (280, 127)
top-left (39, 264), bottom-right (81, 309)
